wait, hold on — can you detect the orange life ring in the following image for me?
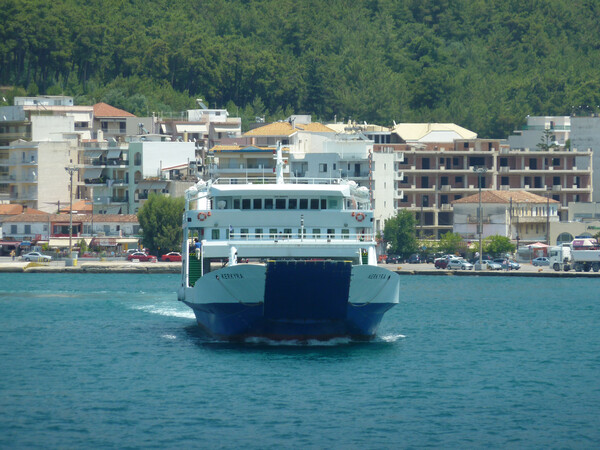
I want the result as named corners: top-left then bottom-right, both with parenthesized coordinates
top-left (355, 212), bottom-right (365, 222)
top-left (198, 212), bottom-right (207, 221)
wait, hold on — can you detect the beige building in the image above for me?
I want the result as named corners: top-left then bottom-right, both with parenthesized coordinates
top-left (453, 190), bottom-right (560, 245)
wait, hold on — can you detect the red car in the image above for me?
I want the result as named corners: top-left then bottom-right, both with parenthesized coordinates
top-left (127, 252), bottom-right (157, 262)
top-left (161, 252), bottom-right (182, 262)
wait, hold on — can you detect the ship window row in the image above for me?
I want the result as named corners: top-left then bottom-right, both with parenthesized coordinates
top-left (217, 197), bottom-right (340, 210)
top-left (210, 228), bottom-right (357, 240)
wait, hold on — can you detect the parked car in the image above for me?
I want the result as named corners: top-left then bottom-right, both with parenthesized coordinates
top-left (161, 252), bottom-right (182, 262)
top-left (481, 259), bottom-right (502, 270)
top-left (126, 248), bottom-right (141, 255)
top-left (21, 251), bottom-right (52, 262)
top-left (493, 258), bottom-right (521, 270)
top-left (386, 255), bottom-right (401, 264)
top-left (407, 254), bottom-right (421, 264)
top-left (532, 257), bottom-right (550, 267)
top-left (434, 258), bottom-right (449, 269)
top-left (447, 258), bottom-right (474, 270)
top-left (127, 252), bottom-right (157, 262)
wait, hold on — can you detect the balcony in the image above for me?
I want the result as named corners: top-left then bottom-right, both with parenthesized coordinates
top-left (440, 185), bottom-right (451, 192)
top-left (500, 185), bottom-right (510, 190)
top-left (552, 185), bottom-right (562, 191)
top-left (440, 204), bottom-right (452, 211)
top-left (499, 166), bottom-right (510, 173)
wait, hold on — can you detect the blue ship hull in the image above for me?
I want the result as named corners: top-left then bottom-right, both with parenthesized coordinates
top-left (184, 301), bottom-right (395, 341)
top-left (182, 260), bottom-right (398, 341)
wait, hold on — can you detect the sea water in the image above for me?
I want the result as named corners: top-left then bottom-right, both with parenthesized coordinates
top-left (0, 273), bottom-right (599, 448)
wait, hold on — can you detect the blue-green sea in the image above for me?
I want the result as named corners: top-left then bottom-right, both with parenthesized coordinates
top-left (0, 273), bottom-right (599, 448)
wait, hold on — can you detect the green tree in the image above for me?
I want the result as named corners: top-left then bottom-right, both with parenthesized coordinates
top-left (383, 210), bottom-right (418, 258)
top-left (137, 194), bottom-right (185, 256)
top-left (438, 232), bottom-right (465, 255)
top-left (483, 235), bottom-right (516, 257)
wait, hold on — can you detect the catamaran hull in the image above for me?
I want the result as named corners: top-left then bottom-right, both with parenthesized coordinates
top-left (179, 261), bottom-right (399, 341)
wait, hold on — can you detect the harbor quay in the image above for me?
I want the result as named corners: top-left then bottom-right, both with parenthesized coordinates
top-left (0, 256), bottom-right (598, 277)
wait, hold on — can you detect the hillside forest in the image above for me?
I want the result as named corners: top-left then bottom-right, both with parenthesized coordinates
top-left (2, 0), bottom-right (600, 137)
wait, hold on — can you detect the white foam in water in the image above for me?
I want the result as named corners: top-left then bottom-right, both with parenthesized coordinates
top-left (161, 334), bottom-right (177, 340)
top-left (243, 336), bottom-right (353, 346)
top-left (132, 304), bottom-right (195, 319)
top-left (378, 333), bottom-right (406, 343)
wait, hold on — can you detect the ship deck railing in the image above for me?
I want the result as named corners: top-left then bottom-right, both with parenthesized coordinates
top-left (212, 232), bottom-right (375, 242)
top-left (211, 176), bottom-right (346, 185)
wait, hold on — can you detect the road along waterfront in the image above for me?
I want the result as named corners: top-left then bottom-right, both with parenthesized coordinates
top-left (0, 257), bottom-right (598, 277)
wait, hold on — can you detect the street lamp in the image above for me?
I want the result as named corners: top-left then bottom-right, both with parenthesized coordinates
top-left (473, 167), bottom-right (488, 268)
top-left (65, 165), bottom-right (78, 255)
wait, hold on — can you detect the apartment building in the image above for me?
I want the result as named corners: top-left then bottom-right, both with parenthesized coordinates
top-left (372, 139), bottom-right (592, 238)
top-left (508, 116), bottom-right (571, 150)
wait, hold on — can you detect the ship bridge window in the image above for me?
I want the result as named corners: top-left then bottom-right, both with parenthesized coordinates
top-left (328, 199), bottom-right (339, 209)
top-left (312, 228), bottom-right (321, 238)
top-left (276, 198), bottom-right (286, 209)
top-left (283, 228), bottom-right (292, 237)
top-left (242, 199), bottom-right (251, 209)
top-left (253, 198), bottom-right (262, 209)
top-left (310, 199), bottom-right (319, 209)
top-left (288, 198), bottom-right (297, 209)
top-left (240, 228), bottom-right (249, 238)
top-left (265, 198), bottom-right (274, 209)
top-left (299, 199), bottom-right (308, 209)
top-left (211, 229), bottom-right (220, 239)
top-left (342, 229), bottom-right (349, 239)
top-left (233, 199), bottom-right (240, 209)
top-left (255, 228), bottom-right (263, 238)
top-left (320, 199), bottom-right (326, 209)
top-left (327, 228), bottom-right (335, 238)
top-left (269, 228), bottom-right (277, 238)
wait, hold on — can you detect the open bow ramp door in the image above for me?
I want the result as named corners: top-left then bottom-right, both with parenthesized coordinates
top-left (263, 260), bottom-right (351, 320)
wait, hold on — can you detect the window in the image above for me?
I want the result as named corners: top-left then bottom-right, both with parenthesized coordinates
top-left (553, 158), bottom-right (560, 166)
top-left (288, 198), bottom-right (297, 209)
top-left (211, 229), bottom-right (220, 239)
top-left (283, 228), bottom-right (292, 238)
top-left (242, 199), bottom-right (251, 209)
top-left (529, 158), bottom-right (537, 170)
top-left (233, 199), bottom-right (241, 209)
top-left (299, 199), bottom-right (308, 209)
top-left (455, 176), bottom-right (463, 184)
top-left (320, 199), bottom-right (326, 209)
top-left (264, 199), bottom-right (273, 209)
top-left (101, 121), bottom-right (108, 132)
top-left (255, 228), bottom-right (263, 238)
top-left (441, 176), bottom-right (448, 185)
top-left (342, 229), bottom-right (349, 239)
top-left (134, 153), bottom-right (142, 165)
top-left (312, 228), bottom-right (321, 238)
top-left (253, 198), bottom-right (262, 209)
top-left (269, 228), bottom-right (277, 238)
top-left (441, 195), bottom-right (448, 204)
top-left (319, 163), bottom-right (327, 172)
top-left (119, 122), bottom-right (126, 133)
top-left (310, 199), bottom-right (319, 209)
top-left (240, 228), bottom-right (249, 238)
top-left (422, 158), bottom-right (430, 169)
top-left (24, 225), bottom-right (31, 234)
top-left (500, 158), bottom-right (508, 167)
top-left (276, 198), bottom-right (286, 209)
top-left (11, 225), bottom-right (17, 234)
top-left (327, 228), bottom-right (335, 238)
top-left (501, 176), bottom-right (509, 185)
top-left (422, 176), bottom-right (429, 188)
top-left (422, 195), bottom-right (429, 207)
top-left (553, 176), bottom-right (560, 185)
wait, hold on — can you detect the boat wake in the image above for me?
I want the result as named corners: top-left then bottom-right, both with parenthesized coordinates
top-left (377, 333), bottom-right (406, 343)
top-left (132, 303), bottom-right (195, 319)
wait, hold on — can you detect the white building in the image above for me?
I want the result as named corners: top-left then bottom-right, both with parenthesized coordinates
top-left (508, 116), bottom-right (571, 150)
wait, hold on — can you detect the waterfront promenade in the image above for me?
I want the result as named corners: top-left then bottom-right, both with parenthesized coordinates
top-left (0, 257), bottom-right (599, 276)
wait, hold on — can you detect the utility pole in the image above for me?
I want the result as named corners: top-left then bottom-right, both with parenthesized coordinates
top-left (65, 165), bottom-right (78, 255)
top-left (473, 167), bottom-right (488, 269)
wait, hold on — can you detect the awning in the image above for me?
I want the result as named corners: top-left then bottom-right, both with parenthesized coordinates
top-left (0, 240), bottom-right (20, 247)
top-left (84, 168), bottom-right (103, 179)
top-left (68, 113), bottom-right (92, 123)
top-left (528, 242), bottom-right (549, 248)
top-left (176, 124), bottom-right (206, 133)
top-left (91, 237), bottom-right (118, 247)
top-left (213, 127), bottom-right (236, 133)
top-left (106, 149), bottom-right (122, 159)
top-left (160, 124), bottom-right (167, 133)
top-left (83, 150), bottom-right (104, 158)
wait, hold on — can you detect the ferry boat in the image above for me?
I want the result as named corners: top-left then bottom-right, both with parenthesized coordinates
top-left (177, 144), bottom-right (400, 340)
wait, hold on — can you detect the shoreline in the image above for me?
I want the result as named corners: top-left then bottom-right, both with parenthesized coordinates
top-left (0, 260), bottom-right (598, 277)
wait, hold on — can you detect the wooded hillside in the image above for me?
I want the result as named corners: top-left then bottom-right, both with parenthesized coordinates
top-left (1, 0), bottom-right (599, 137)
